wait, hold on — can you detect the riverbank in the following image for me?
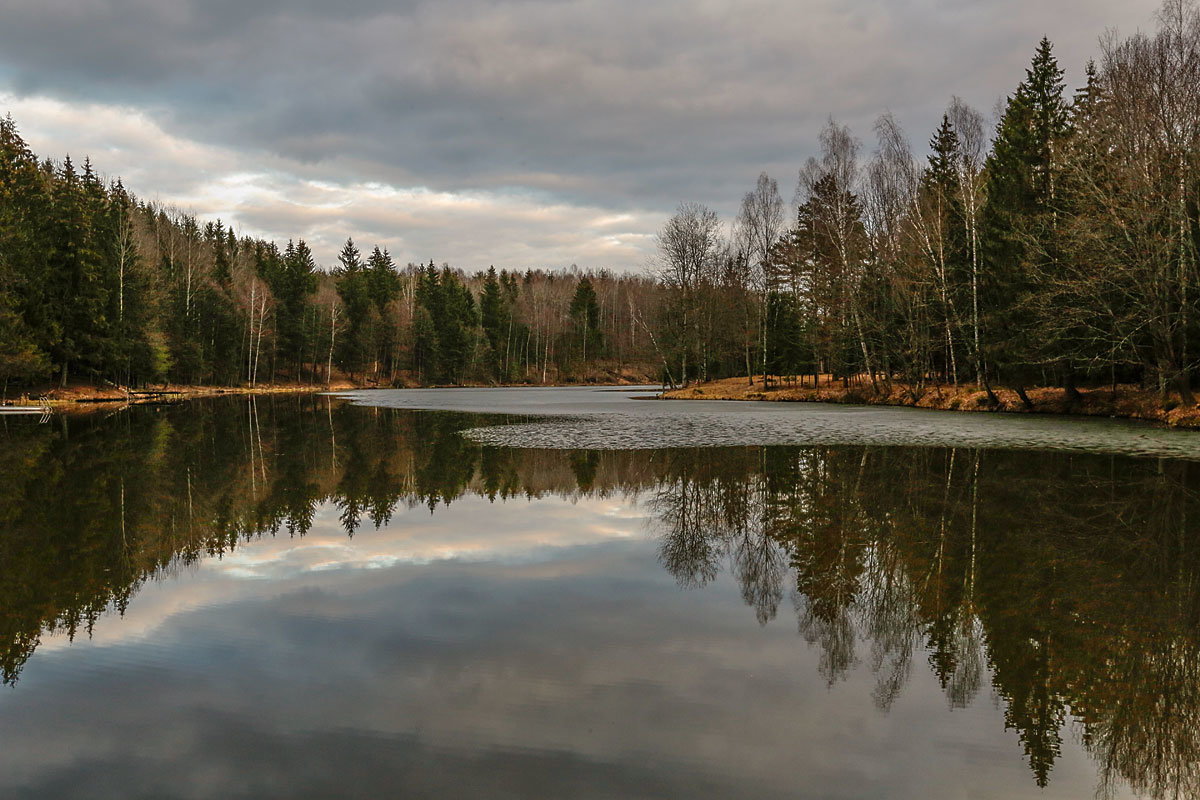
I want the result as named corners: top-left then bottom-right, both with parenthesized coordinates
top-left (662, 377), bottom-right (1200, 428)
top-left (4, 374), bottom-right (659, 414)
top-left (1, 382), bottom-right (359, 414)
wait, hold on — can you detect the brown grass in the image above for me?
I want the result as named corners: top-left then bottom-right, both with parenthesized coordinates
top-left (662, 376), bottom-right (1200, 429)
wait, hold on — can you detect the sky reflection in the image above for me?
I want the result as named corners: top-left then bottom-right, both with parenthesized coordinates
top-left (3, 396), bottom-right (1185, 798)
top-left (2, 490), bottom-right (1116, 800)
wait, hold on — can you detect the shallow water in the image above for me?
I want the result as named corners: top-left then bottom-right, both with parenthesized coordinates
top-left (2, 393), bottom-right (1199, 798)
top-left (338, 386), bottom-right (1200, 458)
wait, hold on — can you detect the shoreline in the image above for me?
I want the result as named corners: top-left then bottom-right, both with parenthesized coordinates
top-left (660, 377), bottom-right (1200, 429)
top-left (5, 378), bottom-right (659, 415)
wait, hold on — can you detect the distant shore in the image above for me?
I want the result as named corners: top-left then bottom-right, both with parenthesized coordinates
top-left (661, 377), bottom-right (1200, 429)
top-left (4, 377), bottom-right (659, 414)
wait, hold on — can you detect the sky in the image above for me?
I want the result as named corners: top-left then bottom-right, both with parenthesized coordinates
top-left (0, 0), bottom-right (1165, 271)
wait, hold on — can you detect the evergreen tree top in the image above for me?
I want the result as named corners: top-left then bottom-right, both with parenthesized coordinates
top-left (337, 237), bottom-right (362, 273)
top-left (926, 114), bottom-right (959, 192)
top-left (1019, 37), bottom-right (1070, 137)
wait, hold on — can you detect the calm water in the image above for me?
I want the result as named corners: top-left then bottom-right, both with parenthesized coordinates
top-left (2, 389), bottom-right (1198, 799)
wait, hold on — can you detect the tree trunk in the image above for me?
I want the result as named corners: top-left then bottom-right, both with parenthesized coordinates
top-left (1176, 371), bottom-right (1196, 407)
top-left (1064, 369), bottom-right (1082, 404)
top-left (1014, 384), bottom-right (1033, 411)
top-left (982, 377), bottom-right (1000, 408)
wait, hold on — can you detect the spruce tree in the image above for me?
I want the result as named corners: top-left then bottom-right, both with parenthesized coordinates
top-left (981, 37), bottom-right (1071, 402)
top-left (479, 266), bottom-right (506, 377)
top-left (335, 238), bottom-right (370, 376)
top-left (568, 277), bottom-right (603, 366)
top-left (365, 247), bottom-right (400, 380)
top-left (0, 116), bottom-right (51, 387)
top-left (272, 239), bottom-right (318, 379)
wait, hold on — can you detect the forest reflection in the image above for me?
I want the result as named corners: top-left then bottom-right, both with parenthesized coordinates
top-left (2, 395), bottom-right (1199, 799)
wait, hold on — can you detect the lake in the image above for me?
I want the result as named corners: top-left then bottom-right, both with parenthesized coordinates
top-left (1, 388), bottom-right (1198, 799)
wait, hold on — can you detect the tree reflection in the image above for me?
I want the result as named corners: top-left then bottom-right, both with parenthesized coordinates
top-left (2, 398), bottom-right (1200, 798)
top-left (648, 445), bottom-right (1200, 798)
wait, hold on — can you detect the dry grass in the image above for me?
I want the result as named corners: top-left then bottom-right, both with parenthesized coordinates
top-left (662, 376), bottom-right (1200, 429)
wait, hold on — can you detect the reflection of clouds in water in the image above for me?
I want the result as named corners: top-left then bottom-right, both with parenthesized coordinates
top-left (36, 495), bottom-right (647, 653)
top-left (3, 395), bottom-right (1183, 798)
top-left (0, 498), bottom-right (1112, 800)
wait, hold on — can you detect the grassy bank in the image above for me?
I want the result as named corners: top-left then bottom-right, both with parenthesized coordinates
top-left (662, 376), bottom-right (1200, 429)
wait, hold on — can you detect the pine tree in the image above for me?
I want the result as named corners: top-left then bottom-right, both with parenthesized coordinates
top-left (437, 267), bottom-right (476, 384)
top-left (365, 247), bottom-right (400, 381)
top-left (0, 116), bottom-right (51, 388)
top-left (981, 37), bottom-right (1072, 403)
top-left (208, 220), bottom-right (232, 286)
top-left (411, 305), bottom-right (438, 384)
top-left (102, 181), bottom-right (157, 384)
top-left (568, 276), bottom-right (603, 366)
top-left (926, 115), bottom-right (958, 194)
top-left (271, 239), bottom-right (318, 379)
top-left (44, 156), bottom-right (110, 385)
top-left (921, 114), bottom-right (969, 384)
top-left (334, 238), bottom-right (369, 376)
top-left (479, 266), bottom-right (506, 378)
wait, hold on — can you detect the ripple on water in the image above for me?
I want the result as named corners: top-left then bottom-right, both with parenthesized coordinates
top-left (337, 388), bottom-right (1200, 460)
top-left (463, 406), bottom-right (1200, 460)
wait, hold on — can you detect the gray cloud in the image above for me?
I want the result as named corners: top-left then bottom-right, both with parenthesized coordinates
top-left (0, 0), bottom-right (1164, 268)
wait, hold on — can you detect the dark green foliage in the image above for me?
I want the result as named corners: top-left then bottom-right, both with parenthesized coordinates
top-left (479, 266), bottom-right (508, 379)
top-left (764, 291), bottom-right (807, 379)
top-left (567, 276), bottom-right (604, 367)
top-left (335, 238), bottom-right (370, 375)
top-left (272, 240), bottom-right (319, 376)
top-left (981, 38), bottom-right (1072, 389)
top-left (412, 263), bottom-right (477, 384)
top-left (0, 114), bottom-right (667, 392)
top-left (365, 247), bottom-right (401, 382)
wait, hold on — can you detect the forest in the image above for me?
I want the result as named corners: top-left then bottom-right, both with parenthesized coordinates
top-left (2, 0), bottom-right (1199, 404)
top-left (657, 0), bottom-right (1200, 405)
top-left (0, 123), bottom-right (667, 392)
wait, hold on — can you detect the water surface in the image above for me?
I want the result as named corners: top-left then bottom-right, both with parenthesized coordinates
top-left (2, 391), bottom-right (1198, 798)
top-left (339, 386), bottom-right (1200, 459)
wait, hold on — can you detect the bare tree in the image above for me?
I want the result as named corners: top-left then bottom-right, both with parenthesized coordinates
top-left (655, 202), bottom-right (723, 386)
top-left (1055, 1), bottom-right (1200, 402)
top-left (736, 173), bottom-right (786, 383)
top-left (797, 119), bottom-right (877, 389)
top-left (864, 114), bottom-right (928, 390)
top-left (948, 98), bottom-right (987, 385)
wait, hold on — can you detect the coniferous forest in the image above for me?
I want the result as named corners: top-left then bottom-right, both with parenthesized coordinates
top-left (2, 0), bottom-right (1200, 404)
top-left (0, 119), bottom-right (666, 392)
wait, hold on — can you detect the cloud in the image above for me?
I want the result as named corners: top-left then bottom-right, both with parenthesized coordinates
top-left (1, 93), bottom-right (660, 268)
top-left (0, 0), bottom-right (1164, 268)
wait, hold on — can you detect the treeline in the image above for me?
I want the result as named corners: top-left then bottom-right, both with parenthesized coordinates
top-left (654, 0), bottom-right (1200, 404)
top-left (5, 0), bottom-right (1199, 400)
top-left (0, 122), bottom-right (665, 391)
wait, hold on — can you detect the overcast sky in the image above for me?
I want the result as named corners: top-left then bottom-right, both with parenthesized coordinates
top-left (0, 0), bottom-right (1164, 271)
